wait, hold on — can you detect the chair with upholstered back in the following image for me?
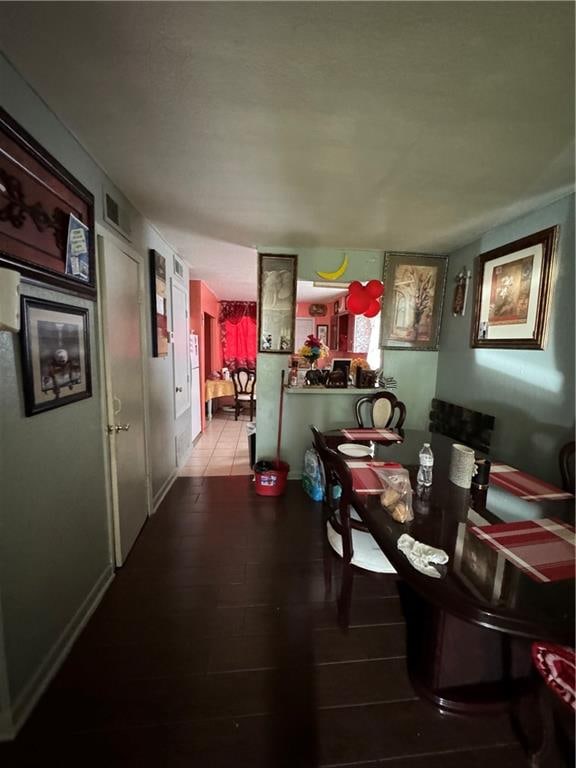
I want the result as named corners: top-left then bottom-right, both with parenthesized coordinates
top-left (310, 425), bottom-right (396, 629)
top-left (355, 392), bottom-right (406, 430)
top-left (559, 441), bottom-right (575, 494)
top-left (231, 367), bottom-right (256, 421)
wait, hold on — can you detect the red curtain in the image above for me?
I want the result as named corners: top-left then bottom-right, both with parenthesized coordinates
top-left (219, 302), bottom-right (257, 371)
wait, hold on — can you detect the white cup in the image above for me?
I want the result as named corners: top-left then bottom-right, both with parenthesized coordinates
top-left (449, 443), bottom-right (476, 489)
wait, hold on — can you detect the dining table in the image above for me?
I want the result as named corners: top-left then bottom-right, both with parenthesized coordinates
top-left (322, 427), bottom-right (575, 713)
top-left (204, 378), bottom-right (235, 420)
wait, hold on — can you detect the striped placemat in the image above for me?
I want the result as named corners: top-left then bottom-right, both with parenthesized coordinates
top-left (490, 463), bottom-right (573, 501)
top-left (341, 428), bottom-right (403, 442)
top-left (346, 460), bottom-right (403, 493)
top-left (469, 518), bottom-right (575, 583)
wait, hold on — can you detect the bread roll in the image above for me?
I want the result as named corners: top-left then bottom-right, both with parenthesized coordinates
top-left (380, 486), bottom-right (401, 508)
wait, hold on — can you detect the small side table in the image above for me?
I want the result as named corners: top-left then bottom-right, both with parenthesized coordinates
top-left (205, 379), bottom-right (235, 420)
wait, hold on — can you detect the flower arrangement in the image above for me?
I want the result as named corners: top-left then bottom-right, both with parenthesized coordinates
top-left (298, 334), bottom-right (329, 365)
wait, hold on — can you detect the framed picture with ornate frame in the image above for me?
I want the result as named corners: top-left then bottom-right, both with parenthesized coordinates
top-left (20, 296), bottom-right (92, 416)
top-left (380, 252), bottom-right (448, 350)
top-left (471, 227), bottom-right (558, 349)
top-left (149, 249), bottom-right (169, 357)
top-left (0, 108), bottom-right (95, 298)
top-left (257, 253), bottom-right (298, 353)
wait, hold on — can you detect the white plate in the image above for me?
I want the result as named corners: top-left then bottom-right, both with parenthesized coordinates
top-left (337, 443), bottom-right (373, 458)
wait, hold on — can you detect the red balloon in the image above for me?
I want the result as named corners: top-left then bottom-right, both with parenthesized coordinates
top-left (347, 291), bottom-right (370, 314)
top-left (366, 280), bottom-right (384, 299)
top-left (348, 280), bottom-right (363, 295)
top-left (364, 299), bottom-right (381, 317)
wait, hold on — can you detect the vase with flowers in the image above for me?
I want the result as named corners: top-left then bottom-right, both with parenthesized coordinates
top-left (298, 334), bottom-right (329, 368)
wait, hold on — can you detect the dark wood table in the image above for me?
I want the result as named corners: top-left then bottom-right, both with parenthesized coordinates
top-left (323, 428), bottom-right (575, 713)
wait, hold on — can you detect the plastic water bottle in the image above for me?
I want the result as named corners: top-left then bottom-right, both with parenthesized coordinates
top-left (417, 443), bottom-right (434, 487)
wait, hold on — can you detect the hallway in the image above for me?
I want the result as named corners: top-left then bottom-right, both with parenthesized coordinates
top-left (180, 411), bottom-right (253, 477)
top-left (0, 478), bottom-right (528, 767)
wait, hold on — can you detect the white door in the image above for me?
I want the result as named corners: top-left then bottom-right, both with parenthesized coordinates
top-left (171, 280), bottom-right (190, 418)
top-left (99, 234), bottom-right (150, 566)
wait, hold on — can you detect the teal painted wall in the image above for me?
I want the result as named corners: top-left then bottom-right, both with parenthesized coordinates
top-left (256, 248), bottom-right (441, 469)
top-left (0, 53), bottom-right (188, 727)
top-left (436, 194), bottom-right (575, 484)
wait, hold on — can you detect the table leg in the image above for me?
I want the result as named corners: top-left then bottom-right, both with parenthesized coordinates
top-left (398, 582), bottom-right (532, 714)
top-left (207, 398), bottom-right (212, 421)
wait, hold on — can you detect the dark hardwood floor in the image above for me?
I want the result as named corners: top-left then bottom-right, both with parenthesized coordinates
top-left (0, 478), bottom-right (531, 766)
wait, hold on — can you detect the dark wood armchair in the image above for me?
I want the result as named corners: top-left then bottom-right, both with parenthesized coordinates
top-left (355, 391), bottom-right (406, 430)
top-left (231, 367), bottom-right (256, 421)
top-left (310, 425), bottom-right (396, 629)
top-left (559, 441), bottom-right (575, 493)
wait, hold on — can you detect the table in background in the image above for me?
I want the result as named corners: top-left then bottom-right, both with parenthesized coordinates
top-left (205, 379), bottom-right (235, 420)
top-left (323, 428), bottom-right (575, 713)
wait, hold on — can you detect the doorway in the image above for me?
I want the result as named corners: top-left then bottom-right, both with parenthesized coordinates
top-left (98, 229), bottom-right (150, 566)
top-left (204, 312), bottom-right (213, 376)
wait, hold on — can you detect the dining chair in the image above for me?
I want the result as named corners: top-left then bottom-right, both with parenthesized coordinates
top-left (310, 425), bottom-right (396, 629)
top-left (559, 441), bottom-right (575, 494)
top-left (355, 391), bottom-right (406, 430)
top-left (231, 367), bottom-right (256, 421)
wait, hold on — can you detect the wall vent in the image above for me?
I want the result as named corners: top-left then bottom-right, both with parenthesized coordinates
top-left (103, 187), bottom-right (132, 240)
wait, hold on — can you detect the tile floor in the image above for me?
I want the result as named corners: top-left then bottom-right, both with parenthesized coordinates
top-left (179, 410), bottom-right (253, 477)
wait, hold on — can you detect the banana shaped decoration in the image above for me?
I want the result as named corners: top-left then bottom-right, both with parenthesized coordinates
top-left (316, 253), bottom-right (349, 281)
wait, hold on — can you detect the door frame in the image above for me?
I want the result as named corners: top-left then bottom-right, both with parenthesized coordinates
top-left (96, 224), bottom-right (152, 567)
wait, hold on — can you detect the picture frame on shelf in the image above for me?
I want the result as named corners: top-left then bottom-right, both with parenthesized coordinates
top-left (20, 296), bottom-right (92, 416)
top-left (471, 227), bottom-right (558, 349)
top-left (380, 252), bottom-right (448, 351)
top-left (149, 249), bottom-right (169, 357)
top-left (257, 253), bottom-right (298, 353)
top-left (316, 324), bottom-right (329, 346)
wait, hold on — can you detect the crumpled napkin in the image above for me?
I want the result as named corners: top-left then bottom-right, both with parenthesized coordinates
top-left (397, 534), bottom-right (449, 579)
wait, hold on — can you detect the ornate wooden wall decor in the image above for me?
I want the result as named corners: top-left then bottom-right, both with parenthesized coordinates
top-left (0, 108), bottom-right (95, 298)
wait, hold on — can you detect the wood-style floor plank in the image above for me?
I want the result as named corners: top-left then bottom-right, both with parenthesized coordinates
top-left (0, 478), bottom-right (531, 767)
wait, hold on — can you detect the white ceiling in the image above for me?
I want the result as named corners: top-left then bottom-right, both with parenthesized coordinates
top-left (1, 2), bottom-right (573, 301)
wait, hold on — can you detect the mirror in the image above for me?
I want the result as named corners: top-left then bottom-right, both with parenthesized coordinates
top-left (295, 280), bottom-right (379, 356)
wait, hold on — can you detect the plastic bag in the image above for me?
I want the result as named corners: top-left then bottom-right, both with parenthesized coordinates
top-left (372, 465), bottom-right (414, 523)
top-left (302, 448), bottom-right (325, 502)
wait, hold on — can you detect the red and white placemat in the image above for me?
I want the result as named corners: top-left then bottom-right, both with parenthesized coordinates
top-left (469, 518), bottom-right (575, 583)
top-left (341, 428), bottom-right (403, 442)
top-left (490, 463), bottom-right (573, 501)
top-left (346, 460), bottom-right (403, 494)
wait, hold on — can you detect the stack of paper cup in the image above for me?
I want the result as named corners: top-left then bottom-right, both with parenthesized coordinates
top-left (449, 443), bottom-right (476, 488)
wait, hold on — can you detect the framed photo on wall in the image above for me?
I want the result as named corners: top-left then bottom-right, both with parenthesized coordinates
top-left (471, 227), bottom-right (558, 349)
top-left (257, 253), bottom-right (298, 353)
top-left (149, 249), bottom-right (169, 357)
top-left (20, 297), bottom-right (92, 416)
top-left (0, 108), bottom-right (96, 298)
top-left (380, 252), bottom-right (448, 350)
top-left (316, 324), bottom-right (329, 345)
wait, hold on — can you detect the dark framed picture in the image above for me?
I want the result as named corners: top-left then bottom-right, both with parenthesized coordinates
top-left (257, 253), bottom-right (298, 353)
top-left (380, 252), bottom-right (448, 350)
top-left (0, 108), bottom-right (95, 298)
top-left (149, 249), bottom-right (169, 357)
top-left (471, 227), bottom-right (558, 349)
top-left (316, 324), bottom-right (329, 345)
top-left (20, 297), bottom-right (92, 416)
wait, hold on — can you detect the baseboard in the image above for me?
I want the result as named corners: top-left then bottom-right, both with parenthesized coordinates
top-left (4, 565), bottom-right (114, 741)
top-left (152, 468), bottom-right (178, 513)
